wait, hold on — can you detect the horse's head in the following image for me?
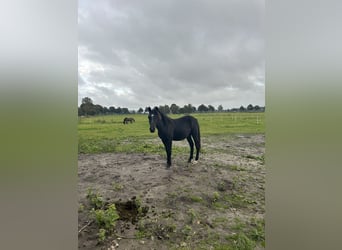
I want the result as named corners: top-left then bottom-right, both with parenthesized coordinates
top-left (147, 107), bottom-right (161, 133)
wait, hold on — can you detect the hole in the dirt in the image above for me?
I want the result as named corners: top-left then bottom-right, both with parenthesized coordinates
top-left (114, 197), bottom-right (149, 224)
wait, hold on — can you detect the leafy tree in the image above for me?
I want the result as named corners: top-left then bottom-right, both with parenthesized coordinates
top-left (138, 107), bottom-right (144, 113)
top-left (239, 105), bottom-right (246, 112)
top-left (247, 104), bottom-right (254, 111)
top-left (218, 105), bottom-right (223, 112)
top-left (164, 105), bottom-right (170, 114)
top-left (94, 104), bottom-right (104, 115)
top-left (80, 97), bottom-right (96, 116)
top-left (158, 105), bottom-right (171, 114)
top-left (208, 105), bottom-right (215, 112)
top-left (182, 104), bottom-right (194, 114)
top-left (198, 104), bottom-right (208, 112)
top-left (78, 107), bottom-right (84, 116)
top-left (109, 106), bottom-right (115, 114)
top-left (103, 107), bottom-right (109, 114)
top-left (82, 97), bottom-right (93, 105)
top-left (170, 104), bottom-right (180, 114)
top-left (121, 108), bottom-right (130, 114)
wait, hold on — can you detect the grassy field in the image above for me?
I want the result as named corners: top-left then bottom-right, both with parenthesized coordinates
top-left (78, 112), bottom-right (265, 154)
top-left (78, 113), bottom-right (265, 249)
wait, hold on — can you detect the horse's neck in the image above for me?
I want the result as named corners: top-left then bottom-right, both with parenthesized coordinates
top-left (161, 112), bottom-right (172, 123)
top-left (157, 112), bottom-right (172, 130)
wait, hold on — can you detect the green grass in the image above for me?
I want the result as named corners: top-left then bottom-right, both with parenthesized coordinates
top-left (78, 112), bottom-right (265, 154)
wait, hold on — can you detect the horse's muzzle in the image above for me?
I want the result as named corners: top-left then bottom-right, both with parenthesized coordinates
top-left (150, 127), bottom-right (155, 133)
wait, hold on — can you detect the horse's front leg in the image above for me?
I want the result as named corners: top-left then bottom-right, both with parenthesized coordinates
top-left (162, 139), bottom-right (172, 167)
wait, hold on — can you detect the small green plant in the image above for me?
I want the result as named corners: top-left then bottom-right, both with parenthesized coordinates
top-left (135, 220), bottom-right (152, 239)
top-left (86, 188), bottom-right (104, 209)
top-left (190, 195), bottom-right (203, 203)
top-left (134, 195), bottom-right (142, 207)
top-left (90, 203), bottom-right (120, 243)
top-left (212, 191), bottom-right (220, 202)
top-left (187, 208), bottom-right (197, 224)
top-left (217, 181), bottom-right (226, 191)
top-left (111, 181), bottom-right (123, 191)
top-left (227, 232), bottom-right (256, 250)
top-left (181, 225), bottom-right (192, 238)
top-left (97, 228), bottom-right (106, 242)
top-left (92, 204), bottom-right (120, 231)
top-left (78, 203), bottom-right (85, 212)
top-left (249, 217), bottom-right (265, 245)
top-left (230, 165), bottom-right (245, 171)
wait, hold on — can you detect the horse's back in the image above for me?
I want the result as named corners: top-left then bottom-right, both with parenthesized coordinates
top-left (172, 116), bottom-right (199, 140)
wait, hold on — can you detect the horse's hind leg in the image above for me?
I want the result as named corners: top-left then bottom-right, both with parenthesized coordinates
top-left (186, 136), bottom-right (194, 163)
top-left (193, 134), bottom-right (201, 161)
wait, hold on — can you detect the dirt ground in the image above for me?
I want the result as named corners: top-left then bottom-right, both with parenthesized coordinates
top-left (78, 134), bottom-right (265, 250)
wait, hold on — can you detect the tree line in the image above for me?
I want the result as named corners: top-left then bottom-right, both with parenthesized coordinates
top-left (78, 97), bottom-right (265, 116)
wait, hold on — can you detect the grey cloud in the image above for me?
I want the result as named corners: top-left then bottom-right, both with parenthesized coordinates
top-left (78, 0), bottom-right (264, 109)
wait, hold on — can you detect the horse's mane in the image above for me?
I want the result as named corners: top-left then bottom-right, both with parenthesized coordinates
top-left (154, 107), bottom-right (171, 124)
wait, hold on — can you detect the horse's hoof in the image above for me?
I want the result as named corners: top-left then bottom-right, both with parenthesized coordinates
top-left (192, 160), bottom-right (198, 165)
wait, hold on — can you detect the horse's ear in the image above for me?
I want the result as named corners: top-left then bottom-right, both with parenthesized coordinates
top-left (146, 107), bottom-right (151, 112)
top-left (155, 106), bottom-right (159, 111)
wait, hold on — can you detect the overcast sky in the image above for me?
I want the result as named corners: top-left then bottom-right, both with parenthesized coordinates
top-left (78, 0), bottom-right (264, 110)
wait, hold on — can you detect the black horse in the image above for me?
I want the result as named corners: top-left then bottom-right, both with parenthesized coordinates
top-left (123, 117), bottom-right (135, 124)
top-left (147, 107), bottom-right (201, 167)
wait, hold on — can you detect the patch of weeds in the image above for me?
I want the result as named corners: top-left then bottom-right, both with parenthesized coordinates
top-left (217, 179), bottom-right (233, 192)
top-left (231, 175), bottom-right (246, 192)
top-left (248, 217), bottom-right (265, 246)
top-left (181, 187), bottom-right (191, 193)
top-left (212, 217), bottom-right (228, 227)
top-left (212, 191), bottom-right (220, 202)
top-left (213, 244), bottom-right (235, 250)
top-left (190, 195), bottom-right (203, 203)
top-left (197, 232), bottom-right (228, 250)
top-left (89, 203), bottom-right (120, 243)
top-left (97, 228), bottom-right (106, 242)
top-left (245, 154), bottom-right (265, 163)
top-left (135, 195), bottom-right (142, 207)
top-left (258, 154), bottom-right (265, 163)
top-left (230, 165), bottom-right (246, 171)
top-left (136, 219), bottom-right (176, 240)
top-left (161, 209), bottom-right (175, 219)
top-left (223, 193), bottom-right (250, 208)
top-left (226, 232), bottom-right (256, 250)
top-left (135, 220), bottom-right (152, 239)
top-left (181, 225), bottom-right (192, 239)
top-left (111, 181), bottom-right (123, 191)
top-left (213, 162), bottom-right (229, 169)
top-left (231, 218), bottom-right (245, 231)
top-left (79, 203), bottom-right (85, 212)
top-left (187, 208), bottom-right (198, 224)
top-left (91, 204), bottom-right (120, 231)
top-left (166, 191), bottom-right (178, 199)
top-left (217, 181), bottom-right (226, 191)
top-left (86, 188), bottom-right (104, 209)
top-left (135, 230), bottom-right (149, 239)
top-left (212, 200), bottom-right (229, 210)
